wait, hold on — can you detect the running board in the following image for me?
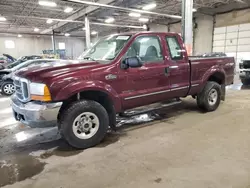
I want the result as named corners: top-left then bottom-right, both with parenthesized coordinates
top-left (120, 99), bottom-right (182, 117)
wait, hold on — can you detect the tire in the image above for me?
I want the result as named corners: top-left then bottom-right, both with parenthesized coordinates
top-left (197, 81), bottom-right (221, 112)
top-left (1, 81), bottom-right (15, 96)
top-left (58, 100), bottom-right (109, 149)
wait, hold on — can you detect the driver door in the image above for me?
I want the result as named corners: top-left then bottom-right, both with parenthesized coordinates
top-left (120, 34), bottom-right (171, 110)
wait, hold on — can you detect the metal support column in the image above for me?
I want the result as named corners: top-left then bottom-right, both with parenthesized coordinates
top-left (182, 0), bottom-right (193, 55)
top-left (51, 30), bottom-right (56, 53)
top-left (85, 15), bottom-right (91, 49)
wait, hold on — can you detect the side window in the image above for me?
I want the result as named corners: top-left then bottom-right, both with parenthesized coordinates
top-left (166, 36), bottom-right (183, 60)
top-left (126, 36), bottom-right (163, 63)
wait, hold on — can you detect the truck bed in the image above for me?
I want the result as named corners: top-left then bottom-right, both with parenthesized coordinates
top-left (187, 56), bottom-right (235, 96)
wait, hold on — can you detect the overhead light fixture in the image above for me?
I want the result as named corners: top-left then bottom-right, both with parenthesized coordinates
top-left (38, 1), bottom-right (57, 7)
top-left (192, 8), bottom-right (197, 12)
top-left (0, 16), bottom-right (7, 21)
top-left (34, 28), bottom-right (40, 32)
top-left (64, 7), bottom-right (73, 13)
top-left (65, 33), bottom-right (70, 37)
top-left (129, 12), bottom-right (141, 17)
top-left (105, 17), bottom-right (115, 23)
top-left (46, 19), bottom-right (53, 24)
top-left (17, 34), bottom-right (22, 38)
top-left (142, 24), bottom-right (147, 30)
top-left (142, 3), bottom-right (156, 10)
top-left (139, 18), bottom-right (149, 22)
top-left (91, 31), bottom-right (98, 35)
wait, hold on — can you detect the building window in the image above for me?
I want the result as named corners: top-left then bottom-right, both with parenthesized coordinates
top-left (5, 40), bottom-right (15, 49)
top-left (58, 42), bottom-right (66, 50)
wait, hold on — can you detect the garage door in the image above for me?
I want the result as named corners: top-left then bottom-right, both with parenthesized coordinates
top-left (213, 23), bottom-right (250, 72)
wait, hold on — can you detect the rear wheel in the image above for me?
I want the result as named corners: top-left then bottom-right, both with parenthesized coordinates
top-left (58, 100), bottom-right (109, 149)
top-left (1, 81), bottom-right (15, 96)
top-left (197, 81), bottom-right (221, 112)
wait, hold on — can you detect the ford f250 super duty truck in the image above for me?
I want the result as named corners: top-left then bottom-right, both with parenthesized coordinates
top-left (11, 32), bottom-right (235, 149)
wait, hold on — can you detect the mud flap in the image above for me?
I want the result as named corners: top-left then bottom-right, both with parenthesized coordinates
top-left (221, 84), bottom-right (225, 101)
top-left (109, 105), bottom-right (117, 131)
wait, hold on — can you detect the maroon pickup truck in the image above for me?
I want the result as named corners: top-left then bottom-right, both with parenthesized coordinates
top-left (11, 32), bottom-right (235, 149)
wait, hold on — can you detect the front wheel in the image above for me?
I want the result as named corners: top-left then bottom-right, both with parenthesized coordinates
top-left (58, 100), bottom-right (109, 149)
top-left (197, 81), bottom-right (222, 112)
top-left (1, 81), bottom-right (15, 96)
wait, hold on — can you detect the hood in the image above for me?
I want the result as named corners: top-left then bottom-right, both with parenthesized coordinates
top-left (16, 60), bottom-right (109, 83)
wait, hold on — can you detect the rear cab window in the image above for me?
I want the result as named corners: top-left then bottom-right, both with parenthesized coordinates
top-left (165, 36), bottom-right (183, 60)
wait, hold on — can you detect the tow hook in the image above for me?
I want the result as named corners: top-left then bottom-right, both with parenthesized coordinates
top-left (16, 114), bottom-right (21, 121)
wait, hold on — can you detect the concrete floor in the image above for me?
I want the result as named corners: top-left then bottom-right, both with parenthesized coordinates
top-left (1, 80), bottom-right (250, 188)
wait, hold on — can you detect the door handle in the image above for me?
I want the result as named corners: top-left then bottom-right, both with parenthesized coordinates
top-left (164, 67), bottom-right (169, 75)
top-left (169, 65), bottom-right (179, 69)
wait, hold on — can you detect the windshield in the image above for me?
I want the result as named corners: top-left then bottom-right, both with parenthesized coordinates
top-left (79, 35), bottom-right (131, 62)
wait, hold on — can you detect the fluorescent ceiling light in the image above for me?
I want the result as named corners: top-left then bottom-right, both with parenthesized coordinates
top-left (142, 3), bottom-right (156, 10)
top-left (91, 31), bottom-right (98, 35)
top-left (129, 12), bottom-right (141, 17)
top-left (139, 18), bottom-right (149, 22)
top-left (142, 24), bottom-right (147, 30)
top-left (38, 1), bottom-right (57, 7)
top-left (46, 19), bottom-right (53, 24)
top-left (64, 7), bottom-right (73, 13)
top-left (34, 28), bottom-right (40, 32)
top-left (18, 34), bottom-right (22, 38)
top-left (192, 8), bottom-right (197, 12)
top-left (65, 33), bottom-right (70, 37)
top-left (0, 17), bottom-right (7, 21)
top-left (105, 17), bottom-right (115, 23)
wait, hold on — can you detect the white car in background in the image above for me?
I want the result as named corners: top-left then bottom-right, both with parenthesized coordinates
top-left (0, 59), bottom-right (58, 96)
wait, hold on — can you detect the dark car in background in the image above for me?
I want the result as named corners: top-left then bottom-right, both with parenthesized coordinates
top-left (239, 60), bottom-right (250, 85)
top-left (4, 55), bottom-right (42, 69)
top-left (0, 59), bottom-right (57, 96)
top-left (0, 54), bottom-right (16, 66)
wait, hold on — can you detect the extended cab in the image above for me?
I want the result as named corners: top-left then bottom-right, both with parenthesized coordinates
top-left (11, 32), bottom-right (235, 149)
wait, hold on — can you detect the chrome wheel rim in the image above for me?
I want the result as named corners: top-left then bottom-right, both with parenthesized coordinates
top-left (3, 84), bottom-right (15, 95)
top-left (208, 88), bottom-right (218, 106)
top-left (72, 112), bottom-right (100, 139)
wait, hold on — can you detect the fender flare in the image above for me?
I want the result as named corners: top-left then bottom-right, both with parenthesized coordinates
top-left (200, 65), bottom-right (226, 91)
top-left (53, 80), bottom-right (122, 111)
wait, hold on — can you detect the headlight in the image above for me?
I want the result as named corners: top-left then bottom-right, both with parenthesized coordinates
top-left (30, 82), bottom-right (52, 102)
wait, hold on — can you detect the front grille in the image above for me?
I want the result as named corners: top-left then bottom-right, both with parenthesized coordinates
top-left (242, 60), bottom-right (250, 69)
top-left (13, 77), bottom-right (30, 102)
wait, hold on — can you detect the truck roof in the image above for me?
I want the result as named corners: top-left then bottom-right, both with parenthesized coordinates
top-left (111, 31), bottom-right (180, 37)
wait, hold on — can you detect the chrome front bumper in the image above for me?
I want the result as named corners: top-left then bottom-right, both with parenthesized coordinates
top-left (11, 95), bottom-right (62, 128)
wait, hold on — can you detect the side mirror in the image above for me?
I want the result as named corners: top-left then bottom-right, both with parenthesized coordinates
top-left (122, 56), bottom-right (143, 69)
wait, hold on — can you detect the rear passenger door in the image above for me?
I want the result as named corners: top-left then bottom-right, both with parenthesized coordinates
top-left (165, 35), bottom-right (190, 97)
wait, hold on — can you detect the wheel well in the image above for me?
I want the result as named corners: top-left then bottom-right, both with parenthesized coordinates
top-left (208, 72), bottom-right (225, 85)
top-left (59, 90), bottom-right (116, 129)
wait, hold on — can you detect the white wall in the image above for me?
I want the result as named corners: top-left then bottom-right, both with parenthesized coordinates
top-left (0, 35), bottom-right (85, 59)
top-left (193, 14), bottom-right (214, 55)
top-left (149, 23), bottom-right (168, 32)
top-left (169, 22), bottom-right (182, 33)
top-left (215, 9), bottom-right (250, 27)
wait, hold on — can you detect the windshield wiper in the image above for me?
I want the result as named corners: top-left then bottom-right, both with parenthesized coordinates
top-left (83, 56), bottom-right (96, 61)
